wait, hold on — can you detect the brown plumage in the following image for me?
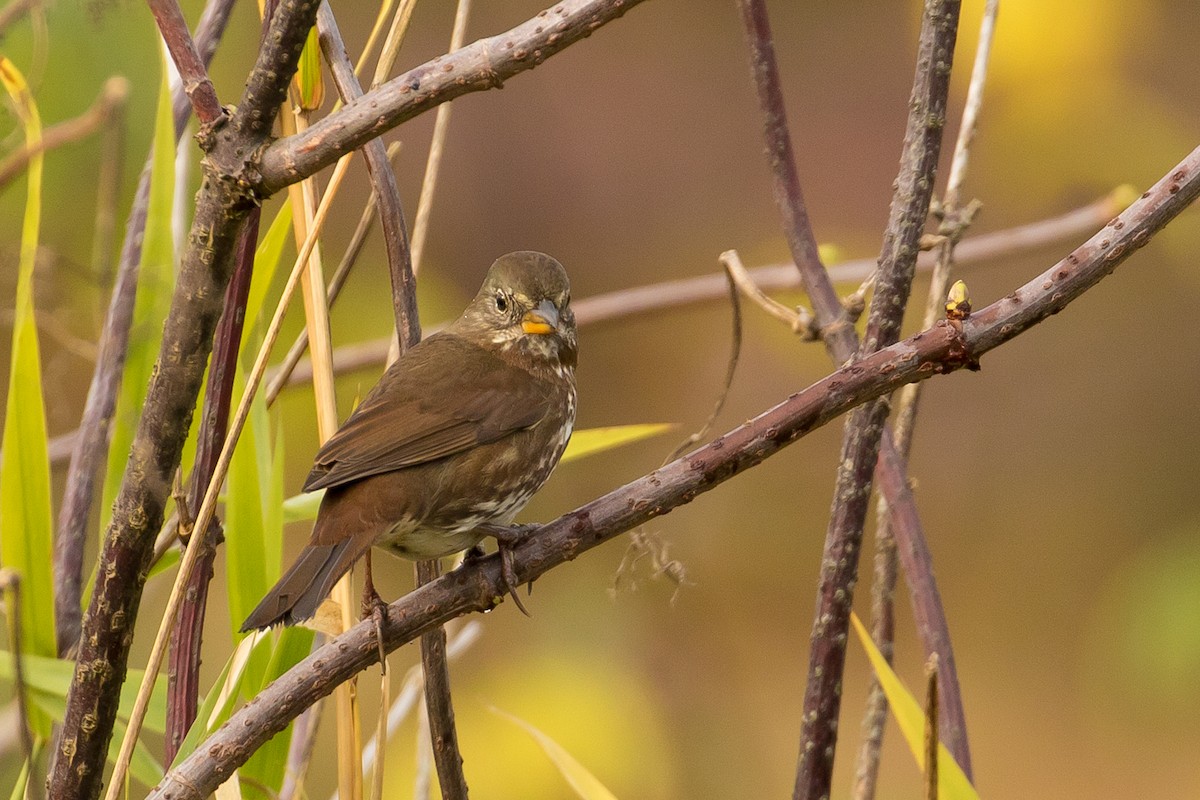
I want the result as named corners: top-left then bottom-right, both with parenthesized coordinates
top-left (241, 252), bottom-right (577, 630)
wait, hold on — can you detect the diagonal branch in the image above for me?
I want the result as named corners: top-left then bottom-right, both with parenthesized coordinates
top-left (148, 141), bottom-right (1200, 800)
top-left (257, 0), bottom-right (653, 193)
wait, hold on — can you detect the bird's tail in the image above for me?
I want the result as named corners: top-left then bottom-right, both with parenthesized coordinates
top-left (239, 537), bottom-right (367, 631)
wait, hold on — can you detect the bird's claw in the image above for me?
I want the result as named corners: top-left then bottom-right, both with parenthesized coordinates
top-left (477, 524), bottom-right (539, 617)
top-left (360, 563), bottom-right (388, 672)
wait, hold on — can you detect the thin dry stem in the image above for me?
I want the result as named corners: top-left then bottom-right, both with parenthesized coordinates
top-left (0, 569), bottom-right (34, 783)
top-left (409, 0), bottom-right (472, 275)
top-left (265, 141), bottom-right (403, 405)
top-left (924, 655), bottom-right (940, 800)
top-left (372, 0), bottom-right (418, 89)
top-left (0, 76), bottom-right (129, 189)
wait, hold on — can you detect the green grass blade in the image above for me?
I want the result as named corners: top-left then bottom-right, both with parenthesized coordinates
top-left (100, 52), bottom-right (176, 530)
top-left (242, 202), bottom-right (293, 351)
top-left (560, 424), bottom-right (674, 463)
top-left (0, 651), bottom-right (167, 733)
top-left (0, 59), bottom-right (57, 734)
top-left (491, 706), bottom-right (619, 800)
top-left (225, 364), bottom-right (272, 636)
top-left (239, 627), bottom-right (313, 796)
top-left (850, 612), bottom-right (980, 800)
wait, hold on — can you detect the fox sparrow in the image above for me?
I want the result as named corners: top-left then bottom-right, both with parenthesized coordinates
top-left (241, 251), bottom-right (577, 630)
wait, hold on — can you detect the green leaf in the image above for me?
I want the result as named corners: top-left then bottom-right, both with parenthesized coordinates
top-left (225, 363), bottom-right (274, 637)
top-left (492, 706), bottom-right (619, 800)
top-left (560, 424), bottom-right (674, 463)
top-left (240, 627), bottom-right (314, 796)
top-left (242, 202), bottom-right (294, 351)
top-left (6, 739), bottom-right (37, 800)
top-left (282, 488), bottom-right (323, 524)
top-left (850, 612), bottom-right (980, 800)
top-left (172, 632), bottom-right (270, 767)
top-left (0, 651), bottom-right (167, 733)
top-left (281, 424), bottom-right (675, 523)
top-left (294, 25), bottom-right (324, 111)
top-left (100, 53), bottom-right (177, 531)
top-left (26, 690), bottom-right (163, 788)
top-left (0, 59), bottom-right (56, 737)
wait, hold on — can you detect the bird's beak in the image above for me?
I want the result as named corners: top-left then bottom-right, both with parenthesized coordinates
top-left (521, 299), bottom-right (559, 335)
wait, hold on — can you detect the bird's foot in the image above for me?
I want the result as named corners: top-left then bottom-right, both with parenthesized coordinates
top-left (476, 523), bottom-right (539, 617)
top-left (361, 554), bottom-right (388, 672)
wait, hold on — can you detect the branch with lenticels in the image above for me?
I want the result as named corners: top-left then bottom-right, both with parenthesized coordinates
top-left (148, 142), bottom-right (1200, 800)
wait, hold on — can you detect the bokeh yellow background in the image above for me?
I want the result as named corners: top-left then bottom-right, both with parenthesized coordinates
top-left (2, 0), bottom-right (1199, 797)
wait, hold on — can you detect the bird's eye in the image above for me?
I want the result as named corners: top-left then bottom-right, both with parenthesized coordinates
top-left (494, 293), bottom-right (508, 313)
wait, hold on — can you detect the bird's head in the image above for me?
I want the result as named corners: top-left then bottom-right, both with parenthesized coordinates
top-left (454, 251), bottom-right (578, 372)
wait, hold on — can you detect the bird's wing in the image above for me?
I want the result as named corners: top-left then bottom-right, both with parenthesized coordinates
top-left (302, 334), bottom-right (550, 491)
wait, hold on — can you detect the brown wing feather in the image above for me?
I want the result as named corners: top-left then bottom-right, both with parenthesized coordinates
top-left (302, 333), bottom-right (549, 492)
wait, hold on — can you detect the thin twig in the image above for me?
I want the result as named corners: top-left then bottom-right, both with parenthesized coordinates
top-left (409, 0), bottom-right (471, 276)
top-left (795, 1), bottom-right (962, 794)
top-left (318, 1), bottom-right (420, 351)
top-left (924, 654), bottom-right (940, 800)
top-left (0, 569), bottom-right (34, 785)
top-left (415, 561), bottom-right (469, 800)
top-left (0, 76), bottom-right (129, 190)
top-left (149, 139), bottom-right (1200, 795)
top-left (51, 0), bottom-right (235, 660)
top-left (91, 78), bottom-right (128, 293)
top-left (264, 141), bottom-right (403, 405)
top-left (855, 3), bottom-right (998, 797)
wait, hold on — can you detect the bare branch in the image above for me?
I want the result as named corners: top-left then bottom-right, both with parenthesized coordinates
top-left (163, 213), bottom-right (259, 766)
top-left (257, 0), bottom-right (652, 193)
top-left (857, 3), bottom-right (998, 795)
top-left (148, 141), bottom-right (1200, 797)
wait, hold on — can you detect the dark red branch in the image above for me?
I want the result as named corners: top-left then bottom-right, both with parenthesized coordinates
top-left (796, 4), bottom-right (962, 797)
top-left (164, 211), bottom-right (259, 766)
top-left (146, 0), bottom-right (223, 126)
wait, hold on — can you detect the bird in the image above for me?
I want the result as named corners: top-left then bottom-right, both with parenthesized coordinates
top-left (241, 251), bottom-right (577, 631)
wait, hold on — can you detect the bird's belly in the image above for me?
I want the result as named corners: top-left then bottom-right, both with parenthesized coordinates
top-left (378, 524), bottom-right (486, 560)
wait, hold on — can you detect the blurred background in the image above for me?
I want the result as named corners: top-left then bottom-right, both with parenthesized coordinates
top-left (2, 0), bottom-right (1200, 797)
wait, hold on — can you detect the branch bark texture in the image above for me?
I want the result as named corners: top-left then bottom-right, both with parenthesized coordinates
top-left (148, 139), bottom-right (1200, 798)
